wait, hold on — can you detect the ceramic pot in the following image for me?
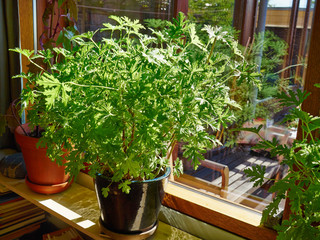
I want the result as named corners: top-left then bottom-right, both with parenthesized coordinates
top-left (95, 168), bottom-right (170, 234)
top-left (15, 123), bottom-right (71, 194)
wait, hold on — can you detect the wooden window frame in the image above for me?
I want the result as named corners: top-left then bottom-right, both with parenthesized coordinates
top-left (18, 0), bottom-right (320, 239)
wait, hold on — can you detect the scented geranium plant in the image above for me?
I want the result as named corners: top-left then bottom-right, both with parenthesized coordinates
top-left (242, 87), bottom-right (320, 239)
top-left (12, 13), bottom-right (258, 195)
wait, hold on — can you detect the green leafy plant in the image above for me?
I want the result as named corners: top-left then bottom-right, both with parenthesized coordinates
top-left (0, 0), bottom-right (78, 137)
top-left (12, 13), bottom-right (258, 196)
top-left (242, 88), bottom-right (320, 239)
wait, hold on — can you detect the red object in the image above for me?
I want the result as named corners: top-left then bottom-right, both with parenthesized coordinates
top-left (15, 124), bottom-right (71, 194)
top-left (81, 162), bottom-right (91, 174)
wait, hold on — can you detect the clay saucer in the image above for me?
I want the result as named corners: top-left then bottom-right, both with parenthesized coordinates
top-left (25, 176), bottom-right (73, 194)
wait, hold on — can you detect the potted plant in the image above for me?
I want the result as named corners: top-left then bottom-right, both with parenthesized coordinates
top-left (241, 87), bottom-right (320, 239)
top-left (0, 84), bottom-right (72, 194)
top-left (13, 13), bottom-right (258, 235)
top-left (0, 0), bottom-right (79, 194)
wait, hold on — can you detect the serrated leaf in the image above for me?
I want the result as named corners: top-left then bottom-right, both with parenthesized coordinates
top-left (290, 108), bottom-right (311, 124)
top-left (244, 165), bottom-right (266, 187)
top-left (232, 124), bottom-right (264, 135)
top-left (9, 48), bottom-right (34, 58)
top-left (277, 89), bottom-right (310, 107)
top-left (202, 25), bottom-right (216, 40)
top-left (174, 158), bottom-right (183, 177)
top-left (261, 197), bottom-right (282, 225)
top-left (252, 138), bottom-right (278, 152)
top-left (53, 47), bottom-right (70, 57)
top-left (309, 117), bottom-right (320, 131)
top-left (189, 24), bottom-right (204, 49)
top-left (118, 180), bottom-right (131, 194)
top-left (102, 187), bottom-right (110, 198)
top-left (231, 41), bottom-right (243, 59)
top-left (43, 87), bottom-right (61, 108)
top-left (38, 73), bottom-right (61, 87)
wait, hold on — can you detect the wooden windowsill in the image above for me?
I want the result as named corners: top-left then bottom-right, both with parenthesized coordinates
top-left (0, 174), bottom-right (199, 240)
top-left (163, 182), bottom-right (277, 240)
top-left (74, 171), bottom-right (277, 240)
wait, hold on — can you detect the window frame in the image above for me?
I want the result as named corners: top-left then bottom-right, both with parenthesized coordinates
top-left (163, 182), bottom-right (277, 239)
top-left (18, 0), bottom-right (320, 239)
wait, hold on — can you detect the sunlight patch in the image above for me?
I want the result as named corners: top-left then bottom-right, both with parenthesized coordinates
top-left (39, 199), bottom-right (81, 220)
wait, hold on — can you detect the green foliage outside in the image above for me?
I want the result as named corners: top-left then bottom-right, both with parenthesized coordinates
top-left (188, 0), bottom-right (234, 26)
top-left (11, 13), bottom-right (259, 196)
top-left (235, 30), bottom-right (288, 121)
top-left (187, 0), bottom-right (289, 146)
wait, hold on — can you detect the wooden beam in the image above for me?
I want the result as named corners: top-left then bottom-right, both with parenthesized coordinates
top-left (281, 0), bottom-right (300, 80)
top-left (233, 0), bottom-right (257, 46)
top-left (300, 0), bottom-right (320, 118)
top-left (174, 0), bottom-right (188, 17)
top-left (18, 0), bottom-right (34, 86)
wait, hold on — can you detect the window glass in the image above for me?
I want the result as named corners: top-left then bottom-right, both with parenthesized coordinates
top-left (77, 0), bottom-right (174, 38)
top-left (174, 0), bottom-right (316, 212)
top-left (188, 0), bottom-right (234, 26)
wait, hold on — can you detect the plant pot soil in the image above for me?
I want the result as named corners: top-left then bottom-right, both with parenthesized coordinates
top-left (15, 123), bottom-right (71, 194)
top-left (94, 168), bottom-right (170, 235)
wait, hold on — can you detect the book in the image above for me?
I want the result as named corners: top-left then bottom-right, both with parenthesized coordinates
top-left (0, 221), bottom-right (41, 240)
top-left (0, 200), bottom-right (35, 215)
top-left (0, 208), bottom-right (44, 227)
top-left (0, 213), bottom-right (46, 235)
top-left (43, 227), bottom-right (84, 240)
top-left (0, 192), bottom-right (23, 205)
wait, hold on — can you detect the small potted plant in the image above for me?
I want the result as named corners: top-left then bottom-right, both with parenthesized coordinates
top-left (0, 0), bottom-right (78, 194)
top-left (14, 13), bottom-right (258, 235)
top-left (241, 87), bottom-right (320, 239)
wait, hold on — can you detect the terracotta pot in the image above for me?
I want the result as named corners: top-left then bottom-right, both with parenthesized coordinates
top-left (95, 168), bottom-right (170, 235)
top-left (15, 123), bottom-right (71, 194)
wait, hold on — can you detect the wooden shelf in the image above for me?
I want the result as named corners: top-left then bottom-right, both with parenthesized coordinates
top-left (0, 174), bottom-right (199, 240)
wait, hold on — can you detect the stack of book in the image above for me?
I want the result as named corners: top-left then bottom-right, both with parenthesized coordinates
top-left (0, 185), bottom-right (46, 240)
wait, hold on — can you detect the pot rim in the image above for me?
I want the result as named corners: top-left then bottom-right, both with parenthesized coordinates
top-left (96, 167), bottom-right (171, 183)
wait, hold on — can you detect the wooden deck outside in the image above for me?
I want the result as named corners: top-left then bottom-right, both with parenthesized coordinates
top-left (176, 146), bottom-right (287, 211)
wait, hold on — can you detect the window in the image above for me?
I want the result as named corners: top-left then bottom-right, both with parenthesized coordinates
top-left (27, 1), bottom-right (319, 239)
top-left (165, 0), bottom-right (320, 239)
top-left (172, 0), bottom-right (316, 215)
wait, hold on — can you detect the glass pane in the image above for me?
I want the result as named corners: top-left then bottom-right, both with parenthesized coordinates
top-left (77, 0), bottom-right (174, 38)
top-left (174, 0), bottom-right (316, 213)
top-left (188, 0), bottom-right (234, 26)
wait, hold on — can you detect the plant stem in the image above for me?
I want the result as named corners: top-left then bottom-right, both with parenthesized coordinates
top-left (206, 38), bottom-right (217, 65)
top-left (127, 108), bottom-right (135, 148)
top-left (167, 137), bottom-right (177, 160)
top-left (28, 59), bottom-right (46, 72)
top-left (10, 99), bottom-right (29, 137)
top-left (65, 82), bottom-right (115, 90)
top-left (122, 123), bottom-right (127, 153)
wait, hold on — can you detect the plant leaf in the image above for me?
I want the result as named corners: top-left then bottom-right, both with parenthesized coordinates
top-left (244, 165), bottom-right (266, 187)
